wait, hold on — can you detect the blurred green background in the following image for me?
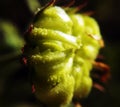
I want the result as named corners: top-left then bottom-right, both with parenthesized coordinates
top-left (0, 0), bottom-right (120, 107)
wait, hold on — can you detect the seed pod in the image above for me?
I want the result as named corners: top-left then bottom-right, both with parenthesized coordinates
top-left (23, 3), bottom-right (103, 107)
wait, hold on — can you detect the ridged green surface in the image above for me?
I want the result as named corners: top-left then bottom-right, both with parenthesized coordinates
top-left (24, 6), bottom-right (103, 107)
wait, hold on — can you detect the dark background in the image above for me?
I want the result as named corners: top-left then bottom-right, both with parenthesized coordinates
top-left (0, 0), bottom-right (120, 107)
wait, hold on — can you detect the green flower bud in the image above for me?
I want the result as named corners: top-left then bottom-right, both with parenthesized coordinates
top-left (23, 4), bottom-right (103, 107)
